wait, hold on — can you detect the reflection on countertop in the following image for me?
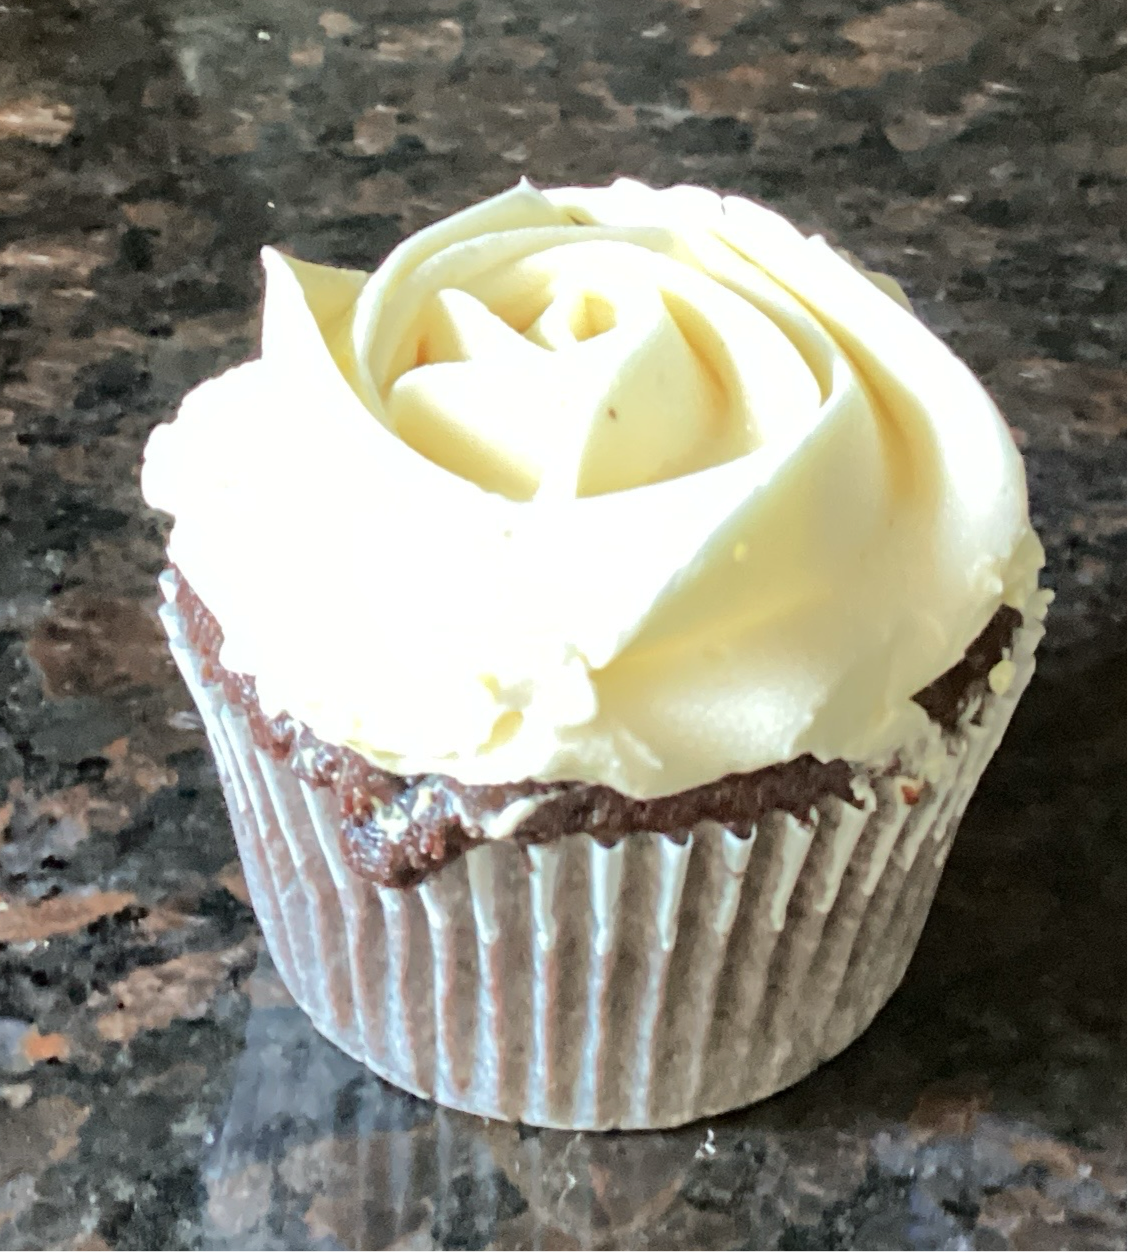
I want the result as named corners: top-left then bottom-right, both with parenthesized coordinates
top-left (0, 0), bottom-right (1124, 1246)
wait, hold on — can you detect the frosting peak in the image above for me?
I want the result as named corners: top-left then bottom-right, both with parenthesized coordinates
top-left (381, 230), bottom-right (813, 502)
top-left (142, 179), bottom-right (1044, 798)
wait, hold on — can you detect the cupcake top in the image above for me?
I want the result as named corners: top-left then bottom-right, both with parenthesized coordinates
top-left (142, 179), bottom-right (1044, 799)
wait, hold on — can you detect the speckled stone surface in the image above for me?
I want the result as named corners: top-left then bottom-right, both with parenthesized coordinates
top-left (0, 0), bottom-right (1124, 1247)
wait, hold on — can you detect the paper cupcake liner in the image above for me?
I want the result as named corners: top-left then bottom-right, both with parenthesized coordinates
top-left (159, 583), bottom-right (1041, 1129)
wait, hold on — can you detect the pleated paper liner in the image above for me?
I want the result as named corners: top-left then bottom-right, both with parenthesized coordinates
top-left (159, 575), bottom-right (1042, 1129)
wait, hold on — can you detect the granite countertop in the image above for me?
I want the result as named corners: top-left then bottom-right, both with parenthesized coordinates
top-left (0, 0), bottom-right (1124, 1247)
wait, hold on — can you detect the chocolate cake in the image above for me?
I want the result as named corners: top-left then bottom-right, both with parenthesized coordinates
top-left (172, 570), bottom-right (1021, 889)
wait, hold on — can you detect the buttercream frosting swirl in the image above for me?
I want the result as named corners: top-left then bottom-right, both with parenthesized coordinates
top-left (142, 179), bottom-right (1044, 797)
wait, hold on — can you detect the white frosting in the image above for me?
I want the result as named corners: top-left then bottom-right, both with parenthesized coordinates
top-left (141, 179), bottom-right (1044, 799)
top-left (988, 658), bottom-right (1018, 695)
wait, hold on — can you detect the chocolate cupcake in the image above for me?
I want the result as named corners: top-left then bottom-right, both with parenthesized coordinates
top-left (142, 180), bottom-right (1048, 1129)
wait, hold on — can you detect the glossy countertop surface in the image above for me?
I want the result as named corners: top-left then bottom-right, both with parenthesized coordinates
top-left (0, 0), bottom-right (1124, 1247)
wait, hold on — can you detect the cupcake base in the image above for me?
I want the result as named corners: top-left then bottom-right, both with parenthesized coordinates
top-left (159, 575), bottom-right (1041, 1129)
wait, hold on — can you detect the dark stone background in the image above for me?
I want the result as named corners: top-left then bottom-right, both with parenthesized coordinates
top-left (0, 0), bottom-right (1123, 1246)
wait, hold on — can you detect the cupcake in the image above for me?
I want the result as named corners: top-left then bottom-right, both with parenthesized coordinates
top-left (142, 179), bottom-right (1048, 1130)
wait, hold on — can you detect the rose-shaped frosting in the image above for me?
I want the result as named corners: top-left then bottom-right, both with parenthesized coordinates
top-left (142, 179), bottom-right (1044, 798)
